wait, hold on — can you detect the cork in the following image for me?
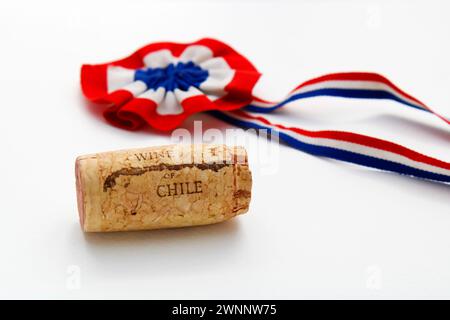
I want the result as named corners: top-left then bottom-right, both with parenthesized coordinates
top-left (75, 144), bottom-right (252, 232)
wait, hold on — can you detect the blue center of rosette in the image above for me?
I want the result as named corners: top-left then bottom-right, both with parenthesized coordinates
top-left (134, 61), bottom-right (209, 92)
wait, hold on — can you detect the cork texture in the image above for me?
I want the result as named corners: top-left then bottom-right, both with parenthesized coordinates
top-left (75, 144), bottom-right (252, 232)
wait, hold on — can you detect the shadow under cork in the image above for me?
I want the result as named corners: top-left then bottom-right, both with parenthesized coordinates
top-left (78, 218), bottom-right (245, 276)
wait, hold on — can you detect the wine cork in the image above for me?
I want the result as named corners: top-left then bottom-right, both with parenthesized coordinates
top-left (75, 144), bottom-right (252, 232)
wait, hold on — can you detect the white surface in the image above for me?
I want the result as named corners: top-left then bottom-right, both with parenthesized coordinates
top-left (0, 0), bottom-right (449, 299)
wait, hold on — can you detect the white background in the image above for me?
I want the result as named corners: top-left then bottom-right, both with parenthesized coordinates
top-left (0, 0), bottom-right (449, 299)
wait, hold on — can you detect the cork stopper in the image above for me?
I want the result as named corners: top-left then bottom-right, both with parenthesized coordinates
top-left (75, 144), bottom-right (252, 232)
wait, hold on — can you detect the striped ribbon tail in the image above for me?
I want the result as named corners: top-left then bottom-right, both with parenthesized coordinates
top-left (211, 72), bottom-right (450, 184)
top-left (246, 72), bottom-right (449, 125)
